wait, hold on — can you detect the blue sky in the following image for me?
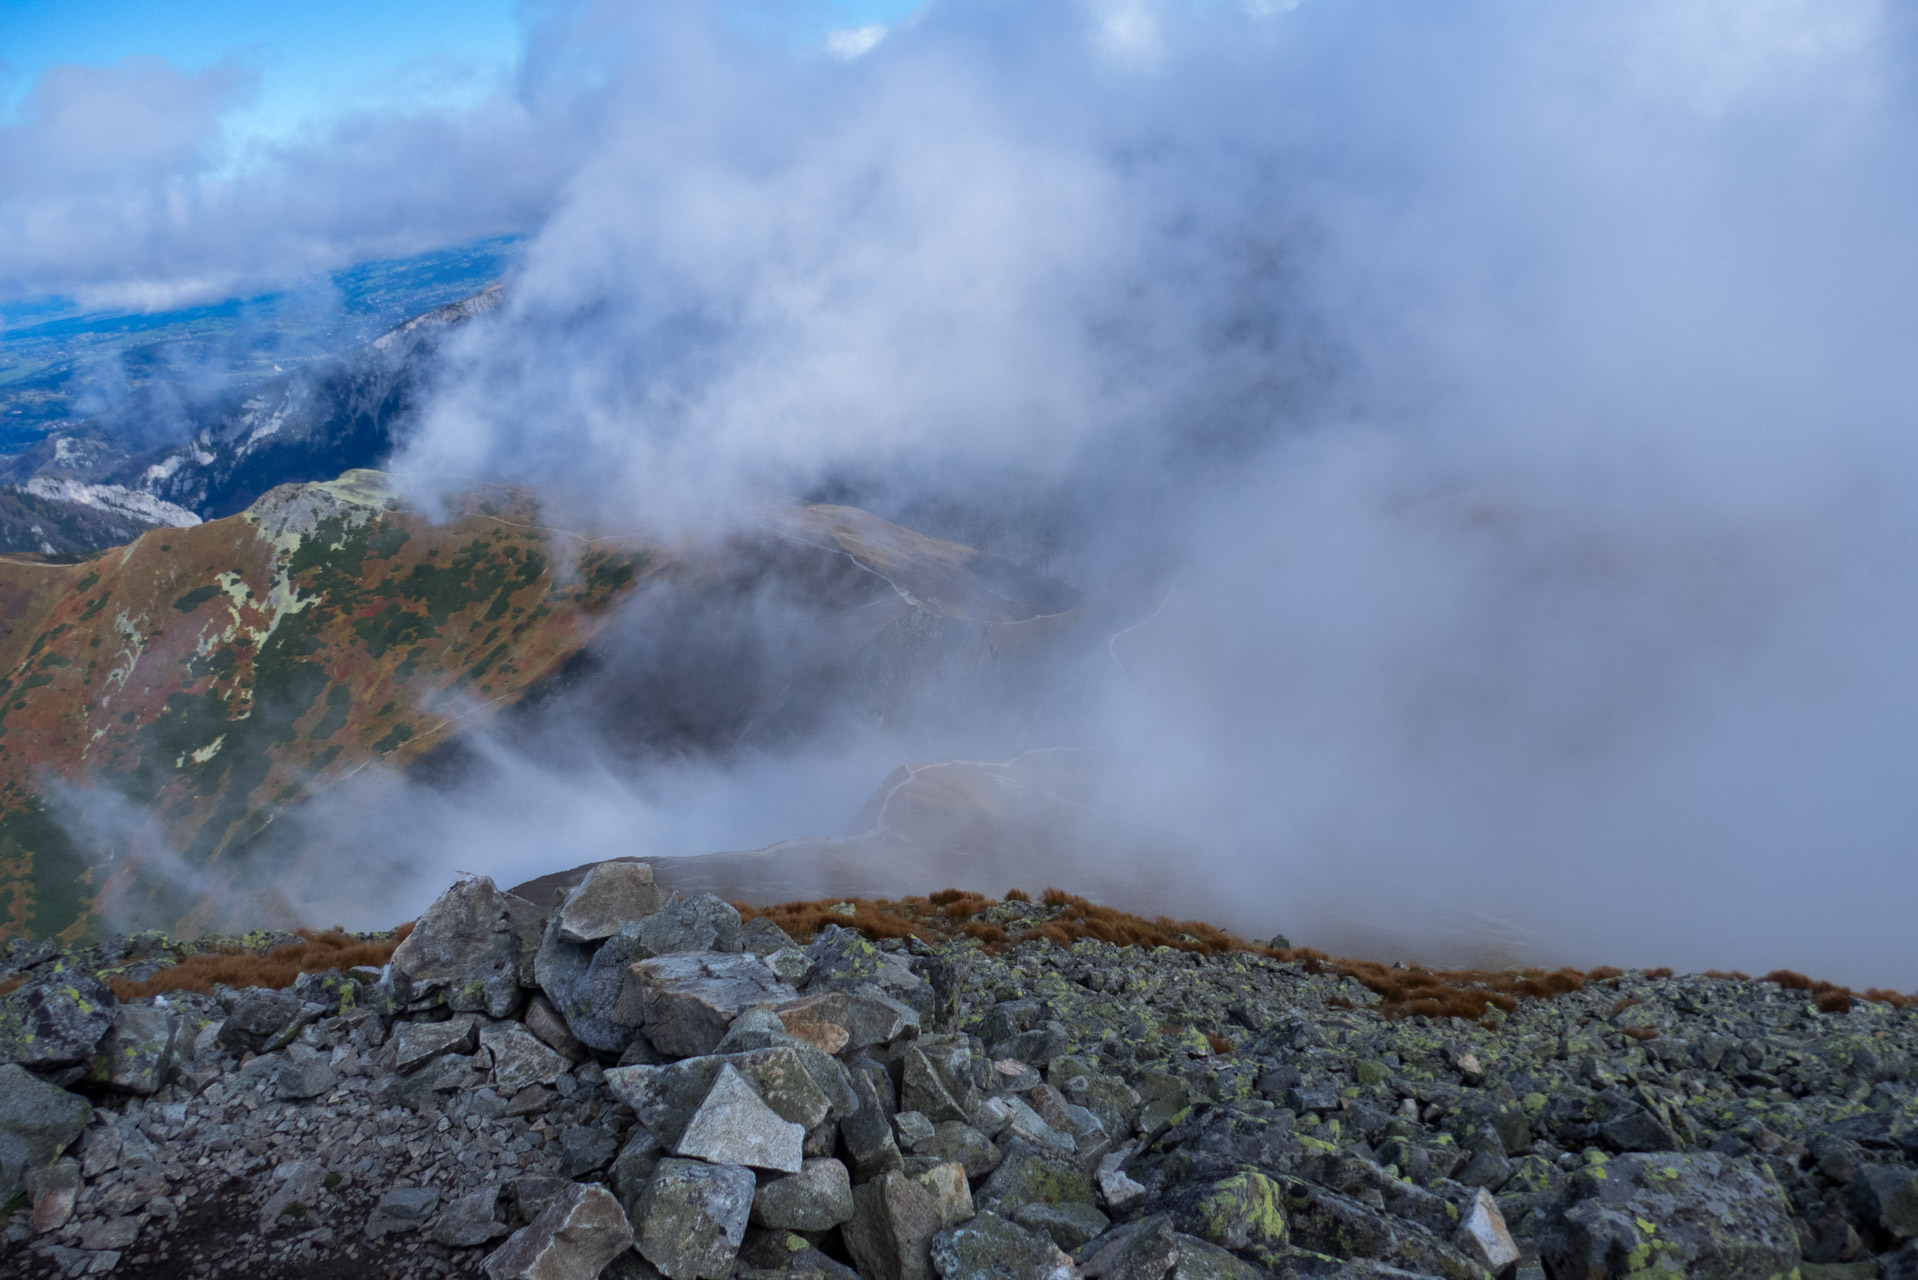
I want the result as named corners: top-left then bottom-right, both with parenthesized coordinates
top-left (0, 0), bottom-right (924, 141)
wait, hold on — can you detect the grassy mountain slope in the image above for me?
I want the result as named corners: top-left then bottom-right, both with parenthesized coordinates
top-left (0, 470), bottom-right (648, 940)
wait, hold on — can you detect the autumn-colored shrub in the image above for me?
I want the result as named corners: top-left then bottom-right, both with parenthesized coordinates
top-left (107, 924), bottom-right (413, 1000)
top-left (1764, 969), bottom-right (1816, 991)
top-left (1622, 1026), bottom-right (1659, 1041)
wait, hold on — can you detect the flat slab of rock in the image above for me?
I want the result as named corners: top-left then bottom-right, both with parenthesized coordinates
top-left (777, 990), bottom-right (918, 1055)
top-left (674, 1063), bottom-right (805, 1173)
top-left (633, 1157), bottom-right (756, 1280)
top-left (556, 861), bottom-right (669, 944)
top-left (482, 1021), bottom-right (569, 1095)
top-left (625, 953), bottom-right (797, 1058)
top-left (392, 1014), bottom-right (480, 1072)
top-left (483, 1182), bottom-right (633, 1280)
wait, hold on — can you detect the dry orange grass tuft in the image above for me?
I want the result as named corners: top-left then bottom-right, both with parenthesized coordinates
top-left (107, 924), bottom-right (413, 1000)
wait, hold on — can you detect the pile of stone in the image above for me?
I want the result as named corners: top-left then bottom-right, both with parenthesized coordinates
top-left (3, 861), bottom-right (1917, 1280)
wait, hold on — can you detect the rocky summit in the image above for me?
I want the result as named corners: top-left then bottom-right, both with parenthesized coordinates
top-left (2, 867), bottom-right (1916, 1280)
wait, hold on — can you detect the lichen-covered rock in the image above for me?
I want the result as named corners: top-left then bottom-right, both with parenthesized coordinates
top-left (606, 1057), bottom-right (728, 1147)
top-left (392, 876), bottom-right (531, 1019)
top-left (1011, 1200), bottom-right (1108, 1252)
top-left (1155, 1170), bottom-right (1287, 1268)
top-left (0, 1064), bottom-right (92, 1202)
top-left (977, 1141), bottom-right (1096, 1219)
top-left (919, 1121), bottom-right (1004, 1180)
top-left (555, 861), bottom-right (669, 944)
top-left (803, 926), bottom-right (929, 1009)
top-left (753, 1157), bottom-right (856, 1231)
top-left (718, 1044), bottom-right (835, 1129)
top-left (633, 1157), bottom-right (756, 1280)
top-left (627, 952), bottom-right (798, 1058)
top-left (84, 1001), bottom-right (176, 1094)
top-left (1541, 1152), bottom-right (1801, 1280)
top-left (846, 1162), bottom-right (975, 1280)
top-left (930, 1211), bottom-right (1072, 1280)
top-left (0, 970), bottom-right (117, 1067)
top-left (483, 1182), bottom-right (633, 1280)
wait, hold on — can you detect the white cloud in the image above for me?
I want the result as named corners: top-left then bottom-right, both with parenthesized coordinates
top-left (825, 25), bottom-right (889, 59)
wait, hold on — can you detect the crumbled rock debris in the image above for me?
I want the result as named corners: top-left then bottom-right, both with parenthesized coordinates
top-left (3, 869), bottom-right (1917, 1279)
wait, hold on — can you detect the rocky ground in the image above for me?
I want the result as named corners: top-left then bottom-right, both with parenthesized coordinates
top-left (3, 864), bottom-right (1917, 1279)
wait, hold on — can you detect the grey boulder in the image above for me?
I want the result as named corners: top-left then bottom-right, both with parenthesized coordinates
top-left (776, 989), bottom-right (918, 1056)
top-left (845, 1162), bottom-right (975, 1280)
top-left (0, 971), bottom-right (117, 1068)
top-left (391, 1014), bottom-right (480, 1072)
top-left (556, 860), bottom-right (669, 944)
top-left (483, 1182), bottom-right (634, 1280)
top-left (633, 1157), bottom-right (756, 1280)
top-left (633, 894), bottom-right (745, 956)
top-left (673, 1063), bottom-right (805, 1173)
top-left (930, 1212), bottom-right (1072, 1280)
top-left (0, 1062), bottom-right (92, 1202)
top-left (392, 875), bottom-right (533, 1019)
top-left (753, 1157), bottom-right (856, 1231)
top-left (434, 1184), bottom-right (513, 1247)
top-left (220, 988), bottom-right (303, 1055)
top-left (278, 1043), bottom-right (338, 1099)
top-left (1541, 1152), bottom-right (1801, 1280)
top-left (627, 952), bottom-right (797, 1058)
top-left (84, 1002), bottom-right (176, 1095)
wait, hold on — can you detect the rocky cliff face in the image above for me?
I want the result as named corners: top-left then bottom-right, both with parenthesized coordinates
top-left (1, 865), bottom-right (1914, 1280)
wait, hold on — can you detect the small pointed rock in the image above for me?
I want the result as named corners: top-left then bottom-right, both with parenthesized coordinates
top-left (1455, 1187), bottom-right (1520, 1273)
